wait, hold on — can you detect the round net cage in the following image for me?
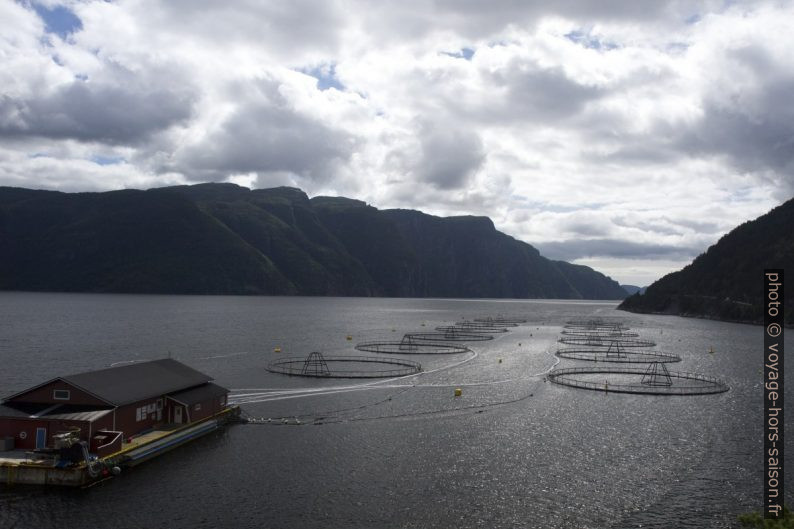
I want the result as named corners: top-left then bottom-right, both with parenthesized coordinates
top-left (435, 324), bottom-right (509, 334)
top-left (556, 345), bottom-right (682, 363)
top-left (564, 319), bottom-right (630, 332)
top-left (267, 351), bottom-right (421, 378)
top-left (405, 331), bottom-right (494, 342)
top-left (547, 363), bottom-right (729, 395)
top-left (474, 316), bottom-right (525, 326)
top-left (560, 329), bottom-right (639, 338)
top-left (355, 336), bottom-right (471, 355)
top-left (558, 336), bottom-right (656, 347)
top-left (459, 319), bottom-right (514, 328)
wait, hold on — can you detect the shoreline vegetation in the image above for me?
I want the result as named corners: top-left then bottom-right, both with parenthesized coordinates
top-left (619, 197), bottom-right (793, 326)
top-left (738, 506), bottom-right (794, 528)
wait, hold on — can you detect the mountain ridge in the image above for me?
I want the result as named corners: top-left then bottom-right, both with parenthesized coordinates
top-left (0, 183), bottom-right (628, 299)
top-left (618, 196), bottom-right (794, 325)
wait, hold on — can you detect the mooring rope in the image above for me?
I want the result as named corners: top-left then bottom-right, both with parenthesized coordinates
top-left (236, 349), bottom-right (558, 426)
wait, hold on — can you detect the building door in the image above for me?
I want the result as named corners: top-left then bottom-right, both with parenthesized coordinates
top-left (35, 427), bottom-right (47, 449)
top-left (174, 406), bottom-right (183, 424)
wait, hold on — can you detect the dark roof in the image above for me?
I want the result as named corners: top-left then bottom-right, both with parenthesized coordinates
top-left (4, 359), bottom-right (214, 407)
top-left (62, 359), bottom-right (213, 406)
top-left (167, 382), bottom-right (228, 406)
top-left (0, 402), bottom-right (113, 422)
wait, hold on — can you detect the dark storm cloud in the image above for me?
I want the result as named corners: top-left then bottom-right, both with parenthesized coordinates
top-left (0, 82), bottom-right (193, 145)
top-left (662, 217), bottom-right (721, 234)
top-left (491, 64), bottom-right (605, 121)
top-left (612, 216), bottom-right (683, 236)
top-left (560, 220), bottom-right (611, 237)
top-left (534, 238), bottom-right (700, 261)
top-left (173, 79), bottom-right (355, 182)
top-left (417, 126), bottom-right (485, 190)
top-left (679, 45), bottom-right (794, 175)
top-left (356, 0), bottom-right (688, 43)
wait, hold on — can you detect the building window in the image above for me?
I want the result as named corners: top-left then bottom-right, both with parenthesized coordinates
top-left (53, 389), bottom-right (70, 400)
top-left (194, 403), bottom-right (201, 411)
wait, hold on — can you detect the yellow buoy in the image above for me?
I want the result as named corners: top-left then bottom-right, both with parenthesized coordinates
top-left (708, 346), bottom-right (715, 354)
top-left (498, 358), bottom-right (502, 364)
top-left (274, 346), bottom-right (281, 353)
top-left (454, 388), bottom-right (462, 397)
top-left (346, 335), bottom-right (352, 341)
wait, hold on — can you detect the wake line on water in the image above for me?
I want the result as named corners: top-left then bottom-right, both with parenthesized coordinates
top-left (110, 351), bottom-right (253, 367)
top-left (229, 349), bottom-right (559, 406)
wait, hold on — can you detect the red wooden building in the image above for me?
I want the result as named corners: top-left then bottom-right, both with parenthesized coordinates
top-left (0, 359), bottom-right (229, 453)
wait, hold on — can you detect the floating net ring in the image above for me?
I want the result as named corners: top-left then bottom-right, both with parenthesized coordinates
top-left (435, 325), bottom-right (508, 334)
top-left (355, 340), bottom-right (470, 355)
top-left (555, 348), bottom-right (682, 363)
top-left (267, 352), bottom-right (421, 378)
top-left (564, 323), bottom-right (631, 332)
top-left (456, 320), bottom-right (513, 329)
top-left (560, 329), bottom-right (639, 338)
top-left (565, 318), bottom-right (625, 325)
top-left (474, 317), bottom-right (525, 325)
top-left (547, 365), bottom-right (729, 395)
top-left (405, 331), bottom-right (494, 342)
top-left (558, 336), bottom-right (656, 347)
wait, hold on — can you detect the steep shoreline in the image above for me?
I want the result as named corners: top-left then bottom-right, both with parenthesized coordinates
top-left (0, 183), bottom-right (627, 299)
top-left (618, 196), bottom-right (793, 325)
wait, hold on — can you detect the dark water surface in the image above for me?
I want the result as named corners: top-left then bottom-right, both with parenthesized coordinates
top-left (0, 292), bottom-right (789, 528)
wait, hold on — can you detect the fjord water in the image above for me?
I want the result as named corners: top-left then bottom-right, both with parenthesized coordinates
top-left (0, 292), bottom-right (789, 529)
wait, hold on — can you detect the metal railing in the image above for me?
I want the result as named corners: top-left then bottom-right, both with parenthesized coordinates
top-left (548, 366), bottom-right (729, 395)
top-left (267, 355), bottom-right (421, 378)
top-left (355, 341), bottom-right (470, 355)
top-left (555, 348), bottom-right (682, 363)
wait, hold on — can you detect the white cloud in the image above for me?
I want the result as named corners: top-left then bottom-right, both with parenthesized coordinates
top-left (0, 0), bottom-right (792, 284)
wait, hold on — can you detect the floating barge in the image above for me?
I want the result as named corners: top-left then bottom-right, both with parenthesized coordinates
top-left (0, 359), bottom-right (240, 487)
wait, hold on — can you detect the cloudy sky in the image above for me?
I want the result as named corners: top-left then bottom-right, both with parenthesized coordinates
top-left (2, 1), bottom-right (793, 286)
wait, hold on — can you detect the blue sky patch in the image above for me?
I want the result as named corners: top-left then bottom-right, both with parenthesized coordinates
top-left (90, 155), bottom-right (126, 166)
top-left (33, 3), bottom-right (83, 39)
top-left (564, 30), bottom-right (618, 51)
top-left (685, 14), bottom-right (702, 25)
top-left (302, 64), bottom-right (345, 91)
top-left (442, 47), bottom-right (475, 61)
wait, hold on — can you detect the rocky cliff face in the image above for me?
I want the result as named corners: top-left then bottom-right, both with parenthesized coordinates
top-left (0, 183), bottom-right (627, 299)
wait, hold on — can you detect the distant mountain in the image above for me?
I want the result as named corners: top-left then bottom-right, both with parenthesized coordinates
top-left (619, 197), bottom-right (794, 325)
top-left (621, 285), bottom-right (646, 296)
top-left (0, 183), bottom-right (627, 299)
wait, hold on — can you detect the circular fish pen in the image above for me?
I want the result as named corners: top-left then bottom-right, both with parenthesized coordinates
top-left (560, 329), bottom-right (639, 338)
top-left (558, 336), bottom-right (656, 347)
top-left (556, 348), bottom-right (682, 363)
top-left (564, 324), bottom-right (631, 332)
top-left (435, 325), bottom-right (508, 334)
top-left (474, 317), bottom-right (524, 326)
top-left (564, 319), bottom-right (630, 331)
top-left (267, 352), bottom-right (421, 378)
top-left (405, 331), bottom-right (494, 342)
top-left (548, 363), bottom-right (729, 395)
top-left (356, 338), bottom-right (470, 354)
top-left (457, 320), bottom-right (513, 329)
